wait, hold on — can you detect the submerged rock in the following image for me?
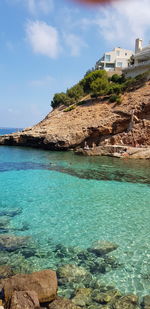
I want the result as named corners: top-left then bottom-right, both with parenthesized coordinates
top-left (141, 295), bottom-right (150, 309)
top-left (0, 208), bottom-right (22, 217)
top-left (10, 291), bottom-right (40, 309)
top-left (113, 295), bottom-right (140, 309)
top-left (0, 234), bottom-right (30, 252)
top-left (48, 296), bottom-right (82, 309)
top-left (88, 240), bottom-right (118, 256)
top-left (57, 264), bottom-right (90, 284)
top-left (72, 288), bottom-right (92, 307)
top-left (3, 269), bottom-right (57, 303)
top-left (0, 265), bottom-right (14, 279)
top-left (91, 289), bottom-right (121, 305)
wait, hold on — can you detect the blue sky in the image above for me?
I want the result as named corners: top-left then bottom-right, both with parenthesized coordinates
top-left (0, 0), bottom-right (150, 127)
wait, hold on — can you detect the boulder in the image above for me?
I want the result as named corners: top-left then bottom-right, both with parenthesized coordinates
top-left (113, 295), bottom-right (140, 309)
top-left (0, 234), bottom-right (30, 252)
top-left (141, 295), bottom-right (150, 309)
top-left (3, 269), bottom-right (57, 303)
top-left (48, 296), bottom-right (82, 309)
top-left (88, 240), bottom-right (118, 256)
top-left (91, 289), bottom-right (121, 304)
top-left (10, 291), bottom-right (40, 309)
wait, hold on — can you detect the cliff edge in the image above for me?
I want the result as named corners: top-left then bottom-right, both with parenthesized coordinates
top-left (0, 81), bottom-right (150, 157)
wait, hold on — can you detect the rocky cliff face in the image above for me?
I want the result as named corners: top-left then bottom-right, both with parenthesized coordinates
top-left (0, 82), bottom-right (150, 150)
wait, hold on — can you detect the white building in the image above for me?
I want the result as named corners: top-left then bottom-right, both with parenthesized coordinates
top-left (95, 47), bottom-right (133, 72)
top-left (123, 39), bottom-right (150, 78)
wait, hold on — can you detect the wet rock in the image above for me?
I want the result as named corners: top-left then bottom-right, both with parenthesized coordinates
top-left (0, 208), bottom-right (22, 217)
top-left (0, 265), bottom-right (14, 279)
top-left (88, 241), bottom-right (118, 256)
top-left (57, 264), bottom-right (90, 284)
top-left (113, 295), bottom-right (140, 309)
top-left (10, 291), bottom-right (40, 309)
top-left (48, 296), bottom-right (82, 309)
top-left (0, 234), bottom-right (30, 252)
top-left (141, 295), bottom-right (150, 309)
top-left (3, 269), bottom-right (57, 303)
top-left (72, 288), bottom-right (92, 307)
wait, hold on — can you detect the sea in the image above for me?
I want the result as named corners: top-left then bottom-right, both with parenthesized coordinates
top-left (0, 128), bottom-right (150, 297)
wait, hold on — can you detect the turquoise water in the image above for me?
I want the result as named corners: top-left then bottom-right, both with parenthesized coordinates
top-left (0, 140), bottom-right (150, 296)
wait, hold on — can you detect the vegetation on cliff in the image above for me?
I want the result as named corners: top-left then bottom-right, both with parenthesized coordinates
top-left (51, 70), bottom-right (150, 109)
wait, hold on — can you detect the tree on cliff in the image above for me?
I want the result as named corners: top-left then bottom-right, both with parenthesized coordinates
top-left (91, 77), bottom-right (109, 97)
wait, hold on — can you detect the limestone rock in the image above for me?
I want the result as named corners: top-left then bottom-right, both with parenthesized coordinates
top-left (10, 291), bottom-right (40, 309)
top-left (88, 240), bottom-right (118, 256)
top-left (3, 269), bottom-right (57, 303)
top-left (48, 296), bottom-right (82, 309)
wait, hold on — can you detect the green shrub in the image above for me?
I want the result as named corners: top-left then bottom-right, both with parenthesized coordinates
top-left (111, 74), bottom-right (121, 83)
top-left (91, 77), bottom-right (109, 97)
top-left (109, 94), bottom-right (121, 103)
top-left (67, 84), bottom-right (84, 103)
top-left (108, 83), bottom-right (122, 95)
top-left (51, 92), bottom-right (70, 109)
top-left (80, 70), bottom-right (108, 93)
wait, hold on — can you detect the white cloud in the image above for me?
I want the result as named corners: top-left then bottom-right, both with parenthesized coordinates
top-left (26, 20), bottom-right (60, 58)
top-left (95, 0), bottom-right (150, 47)
top-left (63, 33), bottom-right (87, 56)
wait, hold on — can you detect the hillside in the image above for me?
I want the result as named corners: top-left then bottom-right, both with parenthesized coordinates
top-left (0, 80), bottom-right (150, 158)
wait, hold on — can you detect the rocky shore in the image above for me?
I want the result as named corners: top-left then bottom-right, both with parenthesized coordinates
top-left (0, 267), bottom-right (150, 309)
top-left (0, 82), bottom-right (150, 158)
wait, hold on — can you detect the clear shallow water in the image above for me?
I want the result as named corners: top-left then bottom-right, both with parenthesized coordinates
top-left (0, 142), bottom-right (150, 297)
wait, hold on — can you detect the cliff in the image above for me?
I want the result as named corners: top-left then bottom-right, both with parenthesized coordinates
top-left (0, 81), bottom-right (150, 156)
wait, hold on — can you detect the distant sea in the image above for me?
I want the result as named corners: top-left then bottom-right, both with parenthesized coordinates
top-left (0, 128), bottom-right (23, 135)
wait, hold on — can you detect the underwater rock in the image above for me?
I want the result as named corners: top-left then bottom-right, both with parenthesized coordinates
top-left (57, 264), bottom-right (90, 284)
top-left (48, 296), bottom-right (82, 309)
top-left (0, 235), bottom-right (30, 252)
top-left (0, 208), bottom-right (22, 217)
top-left (3, 269), bottom-right (57, 303)
top-left (10, 291), bottom-right (40, 309)
top-left (0, 265), bottom-right (14, 279)
top-left (72, 288), bottom-right (92, 307)
top-left (91, 289), bottom-right (121, 304)
top-left (88, 240), bottom-right (118, 256)
top-left (113, 295), bottom-right (140, 309)
top-left (141, 295), bottom-right (150, 309)
top-left (0, 217), bottom-right (10, 233)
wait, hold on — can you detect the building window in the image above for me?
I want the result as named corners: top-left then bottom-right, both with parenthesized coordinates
top-left (116, 51), bottom-right (120, 56)
top-left (105, 54), bottom-right (111, 62)
top-left (117, 62), bottom-right (123, 67)
top-left (125, 53), bottom-right (127, 56)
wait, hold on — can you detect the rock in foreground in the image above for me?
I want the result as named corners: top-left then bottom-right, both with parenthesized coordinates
top-left (10, 291), bottom-right (40, 309)
top-left (3, 270), bottom-right (57, 303)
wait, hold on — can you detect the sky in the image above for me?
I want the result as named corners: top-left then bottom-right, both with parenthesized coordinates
top-left (0, 0), bottom-right (150, 127)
